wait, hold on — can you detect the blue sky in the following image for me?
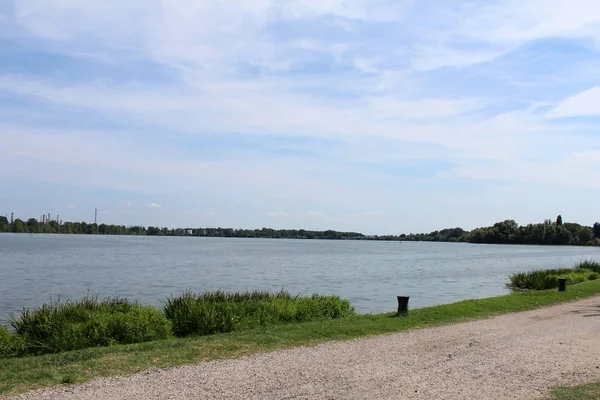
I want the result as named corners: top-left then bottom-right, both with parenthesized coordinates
top-left (1, 0), bottom-right (600, 234)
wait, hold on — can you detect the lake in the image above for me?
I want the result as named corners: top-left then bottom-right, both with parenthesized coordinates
top-left (1, 233), bottom-right (599, 323)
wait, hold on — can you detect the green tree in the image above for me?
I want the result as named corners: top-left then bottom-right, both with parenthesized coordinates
top-left (11, 219), bottom-right (26, 233)
top-left (0, 215), bottom-right (9, 232)
top-left (594, 222), bottom-right (600, 239)
top-left (147, 226), bottom-right (161, 235)
top-left (556, 215), bottom-right (563, 226)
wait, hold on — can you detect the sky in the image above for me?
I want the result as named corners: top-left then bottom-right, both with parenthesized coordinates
top-left (1, 0), bottom-right (600, 234)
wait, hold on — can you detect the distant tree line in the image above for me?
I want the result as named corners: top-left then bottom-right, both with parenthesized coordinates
top-left (1, 214), bottom-right (600, 246)
top-left (380, 215), bottom-right (600, 246)
top-left (0, 216), bottom-right (363, 240)
top-left (466, 216), bottom-right (600, 246)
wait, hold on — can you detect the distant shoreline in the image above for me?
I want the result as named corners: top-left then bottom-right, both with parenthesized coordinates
top-left (2, 215), bottom-right (600, 246)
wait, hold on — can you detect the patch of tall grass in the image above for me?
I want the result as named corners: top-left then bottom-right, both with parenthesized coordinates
top-left (575, 259), bottom-right (600, 272)
top-left (164, 290), bottom-right (355, 337)
top-left (0, 325), bottom-right (25, 358)
top-left (3, 296), bottom-right (170, 357)
top-left (508, 259), bottom-right (600, 290)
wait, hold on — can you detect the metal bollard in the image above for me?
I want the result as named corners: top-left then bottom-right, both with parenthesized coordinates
top-left (558, 278), bottom-right (567, 292)
top-left (397, 296), bottom-right (409, 315)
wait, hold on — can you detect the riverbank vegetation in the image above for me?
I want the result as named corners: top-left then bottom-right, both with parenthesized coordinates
top-left (1, 277), bottom-right (599, 395)
top-left (509, 260), bottom-right (600, 290)
top-left (2, 214), bottom-right (600, 246)
top-left (164, 290), bottom-right (353, 337)
top-left (6, 297), bottom-right (170, 357)
top-left (0, 291), bottom-right (352, 358)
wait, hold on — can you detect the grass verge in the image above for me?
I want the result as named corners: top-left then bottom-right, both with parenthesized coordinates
top-left (1, 279), bottom-right (599, 396)
top-left (550, 382), bottom-right (600, 400)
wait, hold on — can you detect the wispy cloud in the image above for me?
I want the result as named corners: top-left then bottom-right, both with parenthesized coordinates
top-left (146, 203), bottom-right (161, 209)
top-left (547, 87), bottom-right (600, 118)
top-left (266, 211), bottom-right (289, 218)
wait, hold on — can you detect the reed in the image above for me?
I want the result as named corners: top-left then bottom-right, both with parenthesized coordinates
top-left (164, 290), bottom-right (355, 337)
top-left (5, 296), bottom-right (170, 356)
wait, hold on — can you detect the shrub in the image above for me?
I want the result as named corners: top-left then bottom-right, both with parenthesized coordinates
top-left (10, 296), bottom-right (171, 356)
top-left (164, 290), bottom-right (355, 337)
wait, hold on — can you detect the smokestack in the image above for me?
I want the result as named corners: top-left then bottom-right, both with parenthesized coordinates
top-left (95, 208), bottom-right (98, 225)
top-left (57, 215), bottom-right (59, 224)
top-left (11, 212), bottom-right (14, 224)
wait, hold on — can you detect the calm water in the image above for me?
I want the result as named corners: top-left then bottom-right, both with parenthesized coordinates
top-left (1, 233), bottom-right (600, 323)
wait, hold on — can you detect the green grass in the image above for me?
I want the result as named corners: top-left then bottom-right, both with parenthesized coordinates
top-left (4, 296), bottom-right (170, 356)
top-left (1, 279), bottom-right (599, 396)
top-left (509, 260), bottom-right (600, 290)
top-left (550, 382), bottom-right (600, 400)
top-left (164, 290), bottom-right (354, 337)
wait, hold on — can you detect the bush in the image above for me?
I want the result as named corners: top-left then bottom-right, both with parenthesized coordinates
top-left (164, 290), bottom-right (355, 337)
top-left (9, 297), bottom-right (171, 356)
top-left (508, 260), bottom-right (600, 290)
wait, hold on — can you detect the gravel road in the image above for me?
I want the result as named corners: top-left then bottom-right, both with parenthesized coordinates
top-left (9, 296), bottom-right (600, 400)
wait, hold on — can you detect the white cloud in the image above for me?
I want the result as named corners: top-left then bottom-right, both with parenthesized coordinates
top-left (266, 211), bottom-right (289, 218)
top-left (407, 0), bottom-right (600, 69)
top-left (146, 203), bottom-right (161, 209)
top-left (125, 201), bottom-right (133, 206)
top-left (547, 87), bottom-right (600, 118)
top-left (410, 45), bottom-right (510, 71)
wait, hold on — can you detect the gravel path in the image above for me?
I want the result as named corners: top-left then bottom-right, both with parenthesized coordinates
top-left (9, 296), bottom-right (600, 400)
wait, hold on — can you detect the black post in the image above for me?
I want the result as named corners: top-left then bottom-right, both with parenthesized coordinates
top-left (397, 296), bottom-right (409, 315)
top-left (558, 278), bottom-right (567, 292)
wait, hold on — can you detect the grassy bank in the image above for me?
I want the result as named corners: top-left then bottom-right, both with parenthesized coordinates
top-left (1, 279), bottom-right (600, 395)
top-left (509, 260), bottom-right (600, 290)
